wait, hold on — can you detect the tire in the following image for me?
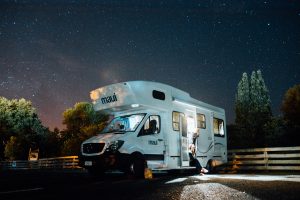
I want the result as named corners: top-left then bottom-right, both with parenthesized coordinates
top-left (206, 160), bottom-right (216, 174)
top-left (128, 156), bottom-right (145, 179)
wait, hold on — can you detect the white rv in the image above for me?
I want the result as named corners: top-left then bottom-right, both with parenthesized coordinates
top-left (79, 81), bottom-right (227, 177)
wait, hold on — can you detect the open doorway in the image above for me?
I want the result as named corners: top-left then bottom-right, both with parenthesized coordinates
top-left (187, 116), bottom-right (196, 147)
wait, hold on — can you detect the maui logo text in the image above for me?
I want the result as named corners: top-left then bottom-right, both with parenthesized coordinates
top-left (101, 93), bottom-right (118, 104)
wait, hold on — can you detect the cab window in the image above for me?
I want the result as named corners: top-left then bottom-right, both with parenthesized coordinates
top-left (138, 115), bottom-right (160, 136)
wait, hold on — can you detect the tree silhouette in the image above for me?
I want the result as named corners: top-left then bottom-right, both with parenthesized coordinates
top-left (281, 84), bottom-right (300, 145)
top-left (0, 97), bottom-right (45, 160)
top-left (234, 70), bottom-right (272, 147)
top-left (61, 102), bottom-right (108, 155)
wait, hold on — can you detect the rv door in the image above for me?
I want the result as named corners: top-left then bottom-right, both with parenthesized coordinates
top-left (180, 114), bottom-right (189, 167)
top-left (212, 114), bottom-right (226, 156)
top-left (197, 110), bottom-right (214, 154)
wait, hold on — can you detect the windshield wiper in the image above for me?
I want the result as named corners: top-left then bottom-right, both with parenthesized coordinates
top-left (102, 130), bottom-right (126, 134)
top-left (114, 131), bottom-right (126, 134)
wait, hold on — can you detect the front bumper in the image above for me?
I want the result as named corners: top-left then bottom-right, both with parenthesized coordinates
top-left (78, 152), bottom-right (130, 171)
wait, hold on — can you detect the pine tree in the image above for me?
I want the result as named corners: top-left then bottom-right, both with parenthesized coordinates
top-left (235, 72), bottom-right (250, 126)
top-left (250, 71), bottom-right (259, 112)
top-left (256, 70), bottom-right (271, 114)
top-left (250, 70), bottom-right (272, 123)
top-left (234, 72), bottom-right (252, 147)
top-left (234, 69), bottom-right (272, 147)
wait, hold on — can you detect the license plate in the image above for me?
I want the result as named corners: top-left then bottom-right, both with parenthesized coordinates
top-left (85, 161), bottom-right (92, 166)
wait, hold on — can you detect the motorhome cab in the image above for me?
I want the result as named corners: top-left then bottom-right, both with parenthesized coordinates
top-left (79, 81), bottom-right (227, 177)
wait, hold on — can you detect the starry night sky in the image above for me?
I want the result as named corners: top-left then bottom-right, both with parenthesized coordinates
top-left (1, 0), bottom-right (300, 130)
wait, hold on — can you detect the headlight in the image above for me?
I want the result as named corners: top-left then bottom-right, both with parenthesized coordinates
top-left (107, 140), bottom-right (124, 152)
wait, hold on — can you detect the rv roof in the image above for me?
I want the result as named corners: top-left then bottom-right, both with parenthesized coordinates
top-left (91, 80), bottom-right (189, 97)
top-left (90, 80), bottom-right (224, 114)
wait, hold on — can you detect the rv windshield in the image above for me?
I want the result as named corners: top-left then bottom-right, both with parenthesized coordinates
top-left (102, 113), bottom-right (146, 134)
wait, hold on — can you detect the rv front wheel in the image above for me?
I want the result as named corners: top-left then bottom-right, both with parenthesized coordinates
top-left (128, 156), bottom-right (145, 178)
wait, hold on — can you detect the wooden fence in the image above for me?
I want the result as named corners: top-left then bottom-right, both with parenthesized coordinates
top-left (222, 146), bottom-right (300, 172)
top-left (0, 156), bottom-right (80, 170)
top-left (2, 146), bottom-right (300, 172)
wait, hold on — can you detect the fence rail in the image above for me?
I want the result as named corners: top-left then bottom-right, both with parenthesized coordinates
top-left (0, 156), bottom-right (80, 170)
top-left (222, 146), bottom-right (300, 172)
top-left (2, 146), bottom-right (300, 172)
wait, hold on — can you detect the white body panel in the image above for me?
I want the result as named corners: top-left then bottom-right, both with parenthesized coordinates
top-left (82, 81), bottom-right (227, 171)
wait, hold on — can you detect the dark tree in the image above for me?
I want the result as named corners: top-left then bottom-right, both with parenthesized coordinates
top-left (281, 84), bottom-right (300, 146)
top-left (61, 102), bottom-right (108, 155)
top-left (39, 127), bottom-right (63, 158)
top-left (235, 72), bottom-right (250, 128)
top-left (0, 97), bottom-right (46, 160)
top-left (234, 70), bottom-right (272, 148)
top-left (281, 84), bottom-right (300, 126)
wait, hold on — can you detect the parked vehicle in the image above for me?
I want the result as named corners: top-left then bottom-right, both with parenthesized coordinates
top-left (79, 81), bottom-right (227, 177)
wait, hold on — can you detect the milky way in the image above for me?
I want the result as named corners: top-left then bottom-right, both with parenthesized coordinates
top-left (1, 1), bottom-right (300, 129)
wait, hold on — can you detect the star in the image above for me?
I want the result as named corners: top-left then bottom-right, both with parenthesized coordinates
top-left (0, 1), bottom-right (299, 129)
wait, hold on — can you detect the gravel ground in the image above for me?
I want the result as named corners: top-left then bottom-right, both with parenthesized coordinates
top-left (1, 171), bottom-right (300, 200)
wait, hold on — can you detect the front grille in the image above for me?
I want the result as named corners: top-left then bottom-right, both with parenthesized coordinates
top-left (83, 143), bottom-right (105, 154)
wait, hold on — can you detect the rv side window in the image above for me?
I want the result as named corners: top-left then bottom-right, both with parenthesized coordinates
top-left (197, 113), bottom-right (206, 129)
top-left (152, 90), bottom-right (165, 100)
top-left (213, 118), bottom-right (225, 137)
top-left (172, 111), bottom-right (180, 131)
top-left (139, 115), bottom-right (160, 136)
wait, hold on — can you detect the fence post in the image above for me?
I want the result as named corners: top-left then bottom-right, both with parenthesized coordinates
top-left (232, 152), bottom-right (237, 171)
top-left (264, 149), bottom-right (268, 171)
top-left (72, 156), bottom-right (75, 169)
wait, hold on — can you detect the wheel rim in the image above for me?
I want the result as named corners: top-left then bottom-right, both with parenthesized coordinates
top-left (130, 163), bottom-right (135, 174)
top-left (129, 158), bottom-right (145, 178)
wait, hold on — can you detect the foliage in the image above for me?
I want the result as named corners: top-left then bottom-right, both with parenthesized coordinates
top-left (281, 84), bottom-right (300, 145)
top-left (39, 127), bottom-right (63, 158)
top-left (61, 137), bottom-right (82, 156)
top-left (235, 72), bottom-right (250, 127)
top-left (4, 136), bottom-right (29, 160)
top-left (281, 84), bottom-right (300, 126)
top-left (234, 73), bottom-right (300, 148)
top-left (61, 102), bottom-right (108, 155)
top-left (263, 117), bottom-right (286, 147)
top-left (0, 98), bottom-right (108, 159)
top-left (4, 136), bottom-right (18, 160)
top-left (0, 97), bottom-right (46, 160)
top-left (234, 70), bottom-right (272, 148)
